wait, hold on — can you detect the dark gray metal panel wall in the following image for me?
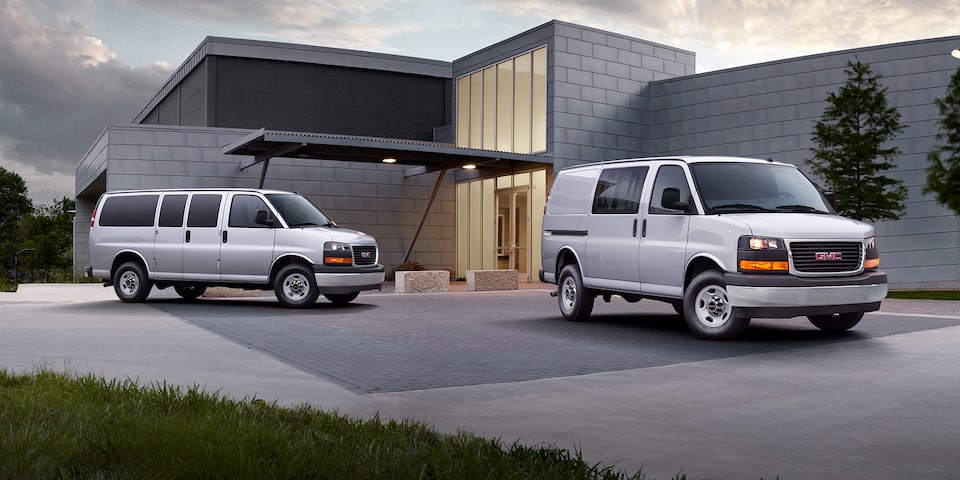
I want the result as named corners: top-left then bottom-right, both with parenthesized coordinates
top-left (157, 89), bottom-right (179, 125)
top-left (179, 60), bottom-right (207, 126)
top-left (212, 57), bottom-right (449, 140)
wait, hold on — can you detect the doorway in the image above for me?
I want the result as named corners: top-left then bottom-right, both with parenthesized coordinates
top-left (496, 187), bottom-right (530, 279)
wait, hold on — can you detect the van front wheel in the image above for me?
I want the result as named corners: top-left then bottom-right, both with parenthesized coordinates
top-left (113, 261), bottom-right (152, 303)
top-left (683, 270), bottom-right (750, 340)
top-left (808, 312), bottom-right (863, 332)
top-left (557, 264), bottom-right (594, 322)
top-left (275, 264), bottom-right (319, 308)
top-left (324, 292), bottom-right (359, 305)
top-left (174, 284), bottom-right (206, 301)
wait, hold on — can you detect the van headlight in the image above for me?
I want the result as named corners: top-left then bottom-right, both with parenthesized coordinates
top-left (864, 236), bottom-right (880, 270)
top-left (738, 236), bottom-right (789, 273)
top-left (324, 241), bottom-right (353, 266)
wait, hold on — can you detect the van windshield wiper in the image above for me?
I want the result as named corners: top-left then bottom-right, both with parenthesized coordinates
top-left (775, 204), bottom-right (829, 214)
top-left (709, 203), bottom-right (777, 213)
top-left (289, 221), bottom-right (321, 227)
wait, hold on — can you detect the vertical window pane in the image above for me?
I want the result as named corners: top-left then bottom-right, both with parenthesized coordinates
top-left (482, 66), bottom-right (496, 150)
top-left (496, 61), bottom-right (513, 152)
top-left (531, 47), bottom-right (547, 153)
top-left (456, 76), bottom-right (469, 147)
top-left (513, 53), bottom-right (532, 153)
top-left (469, 72), bottom-right (483, 149)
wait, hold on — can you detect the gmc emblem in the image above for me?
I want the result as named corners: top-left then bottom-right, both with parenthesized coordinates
top-left (360, 251), bottom-right (373, 259)
top-left (815, 252), bottom-right (842, 261)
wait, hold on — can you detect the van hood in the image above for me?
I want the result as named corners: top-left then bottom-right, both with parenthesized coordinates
top-left (721, 213), bottom-right (875, 240)
top-left (302, 225), bottom-right (378, 245)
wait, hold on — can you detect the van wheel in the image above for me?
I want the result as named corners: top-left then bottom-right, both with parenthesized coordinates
top-left (683, 270), bottom-right (750, 340)
top-left (174, 284), bottom-right (206, 301)
top-left (808, 312), bottom-right (864, 332)
top-left (558, 264), bottom-right (594, 322)
top-left (324, 292), bottom-right (359, 305)
top-left (275, 264), bottom-right (319, 308)
top-left (113, 261), bottom-right (152, 303)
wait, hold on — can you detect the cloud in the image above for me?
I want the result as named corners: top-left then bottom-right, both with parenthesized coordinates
top-left (0, 0), bottom-right (170, 202)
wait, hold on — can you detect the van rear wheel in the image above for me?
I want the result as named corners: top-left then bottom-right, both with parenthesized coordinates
top-left (174, 284), bottom-right (206, 301)
top-left (808, 312), bottom-right (864, 332)
top-left (683, 270), bottom-right (750, 340)
top-left (324, 292), bottom-right (359, 305)
top-left (275, 264), bottom-right (319, 308)
top-left (113, 261), bottom-right (152, 303)
top-left (558, 264), bottom-right (594, 322)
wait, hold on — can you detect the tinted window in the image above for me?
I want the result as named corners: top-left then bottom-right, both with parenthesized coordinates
top-left (266, 194), bottom-right (334, 227)
top-left (98, 195), bottom-right (158, 227)
top-left (186, 194), bottom-right (222, 228)
top-left (690, 162), bottom-right (832, 214)
top-left (229, 194), bottom-right (271, 228)
top-left (158, 194), bottom-right (187, 227)
top-left (649, 165), bottom-right (693, 215)
top-left (592, 166), bottom-right (648, 214)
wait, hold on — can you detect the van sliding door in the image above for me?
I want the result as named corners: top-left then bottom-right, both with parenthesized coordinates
top-left (182, 193), bottom-right (224, 281)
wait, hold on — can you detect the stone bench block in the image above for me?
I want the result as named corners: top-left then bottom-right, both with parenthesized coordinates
top-left (395, 270), bottom-right (450, 293)
top-left (466, 269), bottom-right (518, 291)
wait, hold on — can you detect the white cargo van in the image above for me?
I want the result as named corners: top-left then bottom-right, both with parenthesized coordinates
top-left (540, 157), bottom-right (888, 340)
top-left (86, 188), bottom-right (384, 307)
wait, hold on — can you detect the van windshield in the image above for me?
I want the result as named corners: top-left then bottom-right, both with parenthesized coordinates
top-left (689, 162), bottom-right (833, 215)
top-left (265, 194), bottom-right (336, 227)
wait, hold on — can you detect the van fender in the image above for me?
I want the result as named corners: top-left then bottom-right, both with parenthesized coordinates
top-left (683, 253), bottom-right (726, 288)
top-left (269, 253), bottom-right (316, 280)
top-left (111, 250), bottom-right (153, 278)
top-left (554, 246), bottom-right (584, 276)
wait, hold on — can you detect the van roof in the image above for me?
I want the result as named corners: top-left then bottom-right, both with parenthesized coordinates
top-left (559, 156), bottom-right (794, 172)
top-left (100, 188), bottom-right (296, 195)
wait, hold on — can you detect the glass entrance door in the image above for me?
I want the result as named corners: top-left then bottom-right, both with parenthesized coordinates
top-left (495, 187), bottom-right (530, 280)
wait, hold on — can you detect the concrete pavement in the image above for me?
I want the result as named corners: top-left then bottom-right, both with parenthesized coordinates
top-left (3, 284), bottom-right (960, 479)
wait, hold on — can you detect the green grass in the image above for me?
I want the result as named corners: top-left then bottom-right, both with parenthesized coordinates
top-left (0, 370), bottom-right (675, 480)
top-left (887, 290), bottom-right (960, 301)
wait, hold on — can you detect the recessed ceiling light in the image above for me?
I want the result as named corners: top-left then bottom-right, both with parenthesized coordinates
top-left (462, 164), bottom-right (477, 169)
top-left (382, 158), bottom-right (397, 164)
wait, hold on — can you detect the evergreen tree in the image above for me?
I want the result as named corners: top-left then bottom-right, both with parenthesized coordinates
top-left (806, 60), bottom-right (907, 221)
top-left (924, 66), bottom-right (960, 215)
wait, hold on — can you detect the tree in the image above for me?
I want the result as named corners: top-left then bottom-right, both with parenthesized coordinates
top-left (0, 166), bottom-right (34, 275)
top-left (806, 60), bottom-right (907, 222)
top-left (19, 197), bottom-right (76, 281)
top-left (924, 66), bottom-right (960, 215)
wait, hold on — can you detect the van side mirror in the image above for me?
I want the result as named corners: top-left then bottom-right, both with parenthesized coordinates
top-left (255, 210), bottom-right (275, 227)
top-left (661, 188), bottom-right (690, 213)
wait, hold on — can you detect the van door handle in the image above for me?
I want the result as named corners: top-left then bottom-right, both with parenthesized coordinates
top-left (632, 219), bottom-right (638, 237)
top-left (641, 219), bottom-right (647, 238)
top-left (222, 231), bottom-right (228, 243)
top-left (185, 230), bottom-right (191, 243)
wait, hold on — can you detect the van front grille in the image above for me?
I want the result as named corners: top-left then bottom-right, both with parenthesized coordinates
top-left (790, 241), bottom-right (862, 273)
top-left (352, 245), bottom-right (378, 266)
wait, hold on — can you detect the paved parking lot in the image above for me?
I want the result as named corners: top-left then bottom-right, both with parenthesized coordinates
top-left (152, 289), bottom-right (960, 393)
top-left (4, 284), bottom-right (960, 480)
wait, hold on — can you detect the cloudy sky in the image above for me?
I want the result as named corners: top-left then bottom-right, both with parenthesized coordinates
top-left (2, 0), bottom-right (958, 204)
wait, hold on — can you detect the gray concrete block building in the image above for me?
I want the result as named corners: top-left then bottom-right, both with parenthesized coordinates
top-left (75, 20), bottom-right (960, 288)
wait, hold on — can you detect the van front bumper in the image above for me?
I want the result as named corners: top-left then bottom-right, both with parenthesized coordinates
top-left (725, 271), bottom-right (887, 318)
top-left (313, 264), bottom-right (385, 294)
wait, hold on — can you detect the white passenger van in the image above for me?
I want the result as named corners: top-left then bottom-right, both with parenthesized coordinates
top-left (540, 157), bottom-right (888, 340)
top-left (87, 189), bottom-right (384, 308)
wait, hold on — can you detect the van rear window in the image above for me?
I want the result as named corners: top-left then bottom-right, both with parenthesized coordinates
top-left (98, 195), bottom-right (159, 227)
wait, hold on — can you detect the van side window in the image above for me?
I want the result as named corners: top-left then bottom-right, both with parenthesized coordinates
top-left (186, 194), bottom-right (222, 228)
top-left (229, 195), bottom-right (271, 228)
top-left (98, 194), bottom-right (159, 227)
top-left (649, 165), bottom-right (693, 215)
top-left (158, 195), bottom-right (187, 227)
top-left (592, 166), bottom-right (648, 214)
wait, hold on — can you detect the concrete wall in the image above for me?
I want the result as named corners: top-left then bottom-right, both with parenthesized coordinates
top-left (647, 36), bottom-right (960, 288)
top-left (74, 124), bottom-right (456, 278)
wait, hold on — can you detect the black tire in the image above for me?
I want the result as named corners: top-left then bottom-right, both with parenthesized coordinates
top-left (808, 312), bottom-right (864, 332)
top-left (557, 264), bottom-right (594, 322)
top-left (274, 264), bottom-right (319, 308)
top-left (174, 284), bottom-right (206, 301)
top-left (113, 261), bottom-right (152, 303)
top-left (324, 291), bottom-right (360, 305)
top-left (683, 270), bottom-right (750, 340)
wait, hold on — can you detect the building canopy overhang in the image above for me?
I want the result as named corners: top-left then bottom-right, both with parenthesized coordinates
top-left (223, 128), bottom-right (552, 183)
